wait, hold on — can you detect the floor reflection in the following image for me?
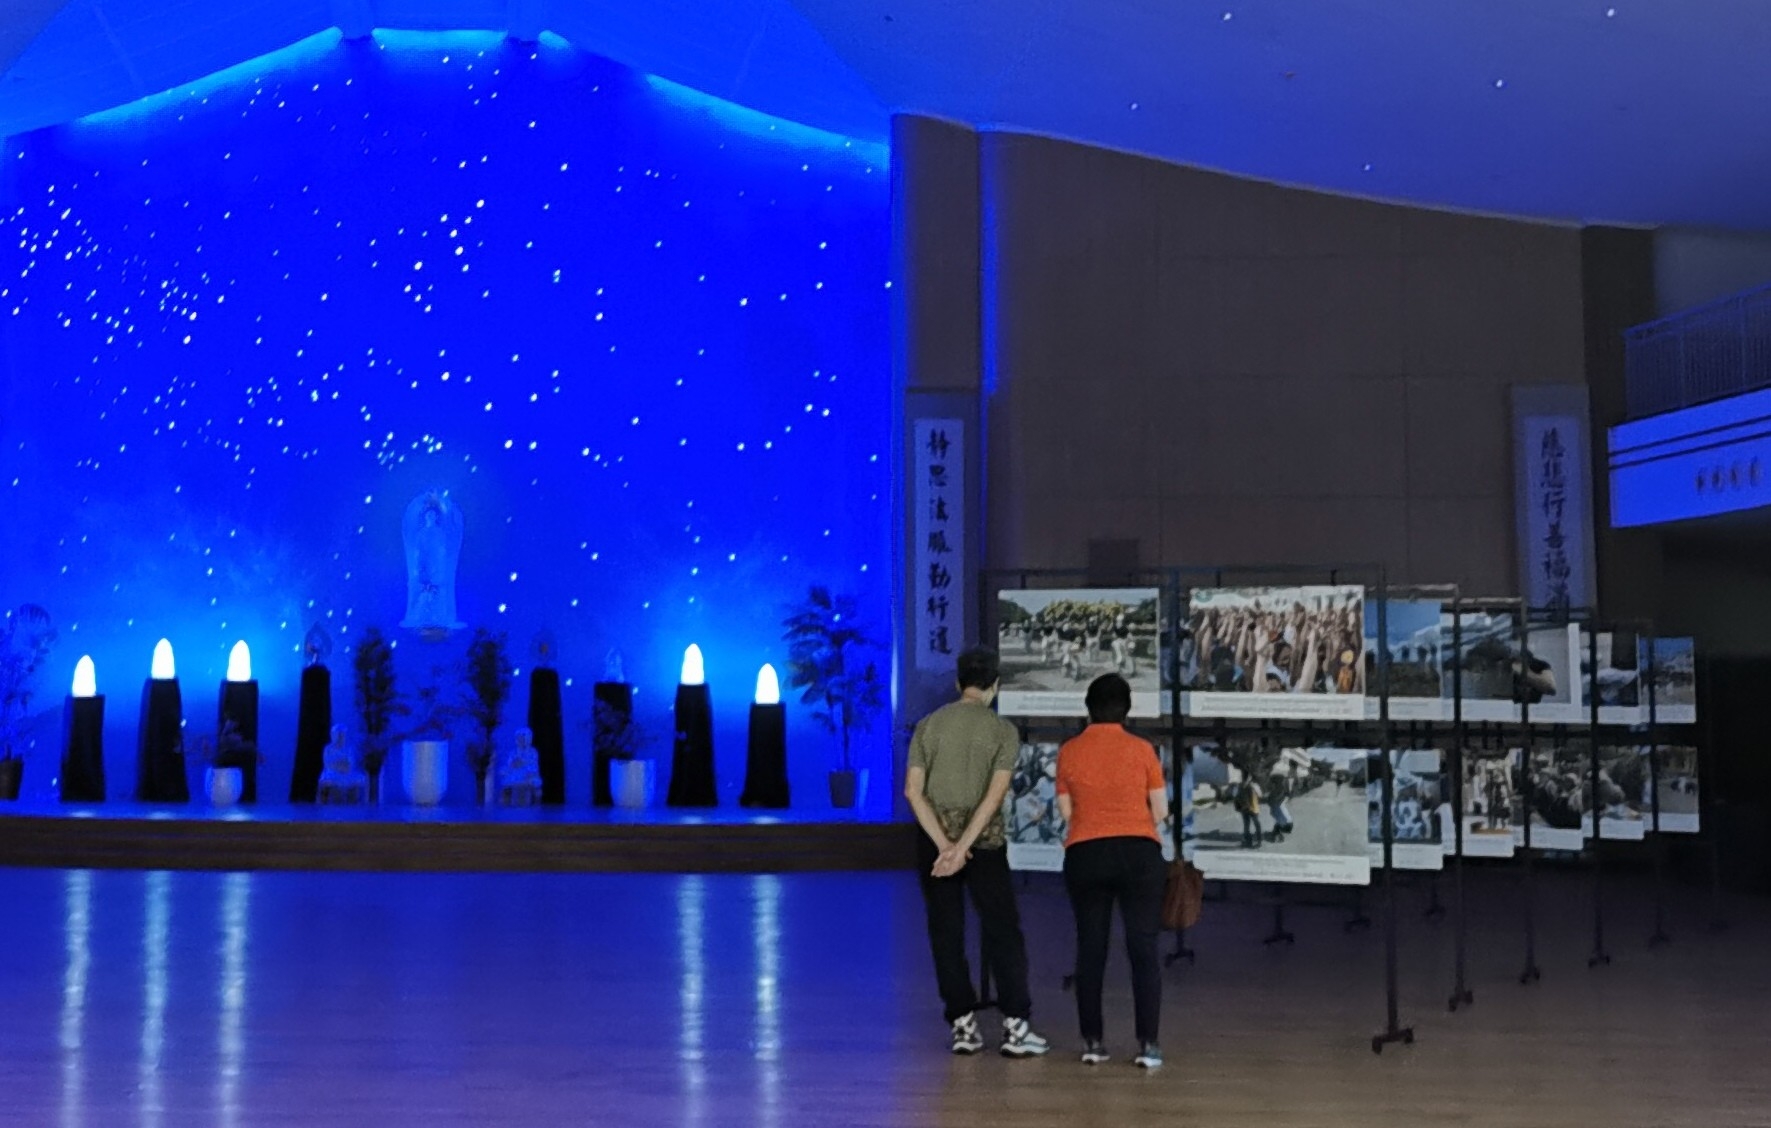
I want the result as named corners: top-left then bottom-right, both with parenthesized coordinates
top-left (60, 870), bottom-right (91, 1128)
top-left (752, 874), bottom-right (782, 1128)
top-left (217, 873), bottom-right (251, 1128)
top-left (677, 874), bottom-right (706, 1128)
top-left (139, 871), bottom-right (170, 1128)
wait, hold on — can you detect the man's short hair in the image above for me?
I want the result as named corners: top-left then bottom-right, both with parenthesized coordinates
top-left (956, 648), bottom-right (1000, 691)
top-left (1085, 673), bottom-right (1132, 724)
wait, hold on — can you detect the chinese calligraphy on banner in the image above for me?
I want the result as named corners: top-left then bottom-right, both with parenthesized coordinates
top-left (1514, 388), bottom-right (1593, 613)
top-left (912, 418), bottom-right (965, 673)
top-left (1523, 416), bottom-right (1586, 615)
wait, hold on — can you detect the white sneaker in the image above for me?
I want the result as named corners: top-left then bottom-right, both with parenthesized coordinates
top-left (1133, 1042), bottom-right (1163, 1070)
top-left (950, 1013), bottom-right (984, 1055)
top-left (999, 1017), bottom-right (1050, 1058)
top-left (1080, 1040), bottom-right (1110, 1065)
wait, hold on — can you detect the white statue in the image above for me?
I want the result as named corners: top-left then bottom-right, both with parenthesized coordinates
top-left (400, 489), bottom-right (465, 634)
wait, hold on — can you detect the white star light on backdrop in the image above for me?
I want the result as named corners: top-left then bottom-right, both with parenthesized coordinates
top-left (0, 30), bottom-right (892, 735)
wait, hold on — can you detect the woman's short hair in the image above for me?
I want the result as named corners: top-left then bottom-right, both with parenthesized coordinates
top-left (1085, 673), bottom-right (1132, 724)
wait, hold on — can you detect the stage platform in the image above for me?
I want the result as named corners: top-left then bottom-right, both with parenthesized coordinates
top-left (0, 802), bottom-right (916, 874)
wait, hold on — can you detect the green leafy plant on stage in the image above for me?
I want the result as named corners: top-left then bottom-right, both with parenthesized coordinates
top-left (783, 585), bottom-right (886, 774)
top-left (191, 716), bottom-right (260, 770)
top-left (463, 629), bottom-right (512, 802)
top-left (0, 604), bottom-right (56, 769)
top-left (352, 626), bottom-right (403, 800)
top-left (592, 699), bottom-right (653, 762)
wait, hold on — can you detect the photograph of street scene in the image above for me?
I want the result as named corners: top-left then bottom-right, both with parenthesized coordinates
top-left (1189, 741), bottom-right (1369, 885)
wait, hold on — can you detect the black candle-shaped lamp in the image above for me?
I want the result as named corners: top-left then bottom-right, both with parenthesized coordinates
top-left (61, 655), bottom-right (106, 802)
top-left (667, 643), bottom-right (718, 807)
top-left (136, 638), bottom-right (188, 802)
top-left (529, 630), bottom-right (566, 805)
top-left (740, 663), bottom-right (790, 809)
top-left (591, 648), bottom-right (632, 807)
top-left (219, 640), bottom-right (260, 803)
top-left (290, 624), bottom-right (332, 802)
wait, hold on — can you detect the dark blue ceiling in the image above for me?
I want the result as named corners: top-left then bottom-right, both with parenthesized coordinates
top-left (4, 0), bottom-right (1770, 228)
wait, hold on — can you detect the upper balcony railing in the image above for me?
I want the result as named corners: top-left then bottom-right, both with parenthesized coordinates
top-left (1625, 282), bottom-right (1771, 419)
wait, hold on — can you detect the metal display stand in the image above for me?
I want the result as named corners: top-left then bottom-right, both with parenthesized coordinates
top-left (1517, 608), bottom-right (1542, 986)
top-left (1446, 596), bottom-right (1475, 1012)
top-left (1644, 629), bottom-right (1672, 948)
top-left (1586, 624), bottom-right (1612, 970)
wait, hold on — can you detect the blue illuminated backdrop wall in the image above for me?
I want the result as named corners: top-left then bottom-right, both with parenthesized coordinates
top-left (0, 31), bottom-right (892, 807)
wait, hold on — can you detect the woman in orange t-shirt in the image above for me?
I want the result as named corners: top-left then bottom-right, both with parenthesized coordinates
top-left (1054, 673), bottom-right (1171, 1070)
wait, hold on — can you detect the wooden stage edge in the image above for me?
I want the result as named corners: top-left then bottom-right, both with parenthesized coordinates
top-left (0, 804), bottom-right (919, 874)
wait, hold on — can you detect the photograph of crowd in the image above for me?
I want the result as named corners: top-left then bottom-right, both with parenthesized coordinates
top-left (1003, 742), bottom-right (1065, 872)
top-left (1189, 741), bottom-right (1370, 885)
top-left (995, 588), bottom-right (1162, 717)
top-left (1657, 745), bottom-right (1701, 833)
top-left (1455, 747), bottom-right (1518, 857)
top-left (1583, 630), bottom-right (1643, 725)
top-left (1367, 748), bottom-right (1446, 870)
top-left (1185, 585), bottom-right (1366, 721)
top-left (1592, 745), bottom-right (1649, 840)
top-left (1650, 637), bottom-right (1697, 724)
top-left (1511, 744), bottom-right (1588, 851)
top-left (1363, 599), bottom-right (1445, 720)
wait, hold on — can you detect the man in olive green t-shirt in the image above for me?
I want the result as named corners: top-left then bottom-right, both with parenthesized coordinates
top-left (904, 648), bottom-right (1048, 1058)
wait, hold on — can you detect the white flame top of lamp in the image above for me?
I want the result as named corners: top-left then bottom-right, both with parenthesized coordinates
top-left (72, 655), bottom-right (98, 698)
top-left (226, 640), bottom-right (252, 683)
top-left (754, 663), bottom-right (780, 706)
top-left (680, 643), bottom-right (705, 687)
top-left (150, 639), bottom-right (176, 681)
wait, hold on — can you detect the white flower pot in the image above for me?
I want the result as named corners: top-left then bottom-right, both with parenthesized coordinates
top-left (612, 760), bottom-right (654, 810)
top-left (402, 740), bottom-right (449, 806)
top-left (206, 767), bottom-right (243, 808)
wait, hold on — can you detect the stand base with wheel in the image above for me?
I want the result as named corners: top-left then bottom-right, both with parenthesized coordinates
top-left (1164, 933), bottom-right (1196, 966)
top-left (1262, 901), bottom-right (1294, 946)
top-left (1371, 1026), bottom-right (1414, 1055)
top-left (1447, 986), bottom-right (1474, 1013)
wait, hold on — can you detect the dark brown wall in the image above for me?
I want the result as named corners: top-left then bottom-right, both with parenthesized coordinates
top-left (978, 132), bottom-right (1588, 594)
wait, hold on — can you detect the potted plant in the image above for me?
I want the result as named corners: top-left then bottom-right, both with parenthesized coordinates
top-left (463, 629), bottom-right (512, 806)
top-left (193, 718), bottom-right (258, 807)
top-left (402, 662), bottom-right (463, 806)
top-left (784, 586), bottom-right (887, 810)
top-left (352, 627), bottom-right (402, 803)
top-left (0, 604), bottom-right (56, 801)
top-left (594, 700), bottom-right (656, 809)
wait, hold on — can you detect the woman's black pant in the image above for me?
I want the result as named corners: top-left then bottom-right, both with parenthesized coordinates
top-left (1064, 835), bottom-right (1166, 1045)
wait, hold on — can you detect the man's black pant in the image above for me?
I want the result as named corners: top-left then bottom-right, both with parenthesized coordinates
top-left (1063, 835), bottom-right (1165, 1045)
top-left (916, 834), bottom-right (1032, 1023)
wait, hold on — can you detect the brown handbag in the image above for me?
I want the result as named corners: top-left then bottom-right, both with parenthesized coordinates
top-left (1162, 859), bottom-right (1205, 931)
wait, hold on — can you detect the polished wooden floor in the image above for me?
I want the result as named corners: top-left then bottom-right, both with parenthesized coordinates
top-left (0, 863), bottom-right (1762, 1126)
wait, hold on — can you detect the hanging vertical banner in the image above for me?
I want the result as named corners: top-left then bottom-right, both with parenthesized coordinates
top-left (1513, 387), bottom-right (1597, 614)
top-left (912, 417), bottom-right (966, 673)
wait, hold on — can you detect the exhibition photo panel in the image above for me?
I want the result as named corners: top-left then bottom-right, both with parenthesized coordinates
top-left (1183, 585), bottom-right (1366, 721)
top-left (1004, 739), bottom-right (1180, 872)
top-left (1582, 630), bottom-right (1645, 726)
top-left (1189, 742), bottom-right (1370, 886)
top-left (1454, 746), bottom-right (1519, 857)
top-left (1363, 599), bottom-right (1447, 721)
top-left (1442, 607), bottom-right (1526, 723)
top-left (1650, 637), bottom-right (1698, 725)
top-left (1657, 744), bottom-right (1701, 833)
top-left (995, 588), bottom-right (1163, 718)
top-left (1367, 748), bottom-right (1447, 870)
top-left (1512, 745), bottom-right (1588, 851)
